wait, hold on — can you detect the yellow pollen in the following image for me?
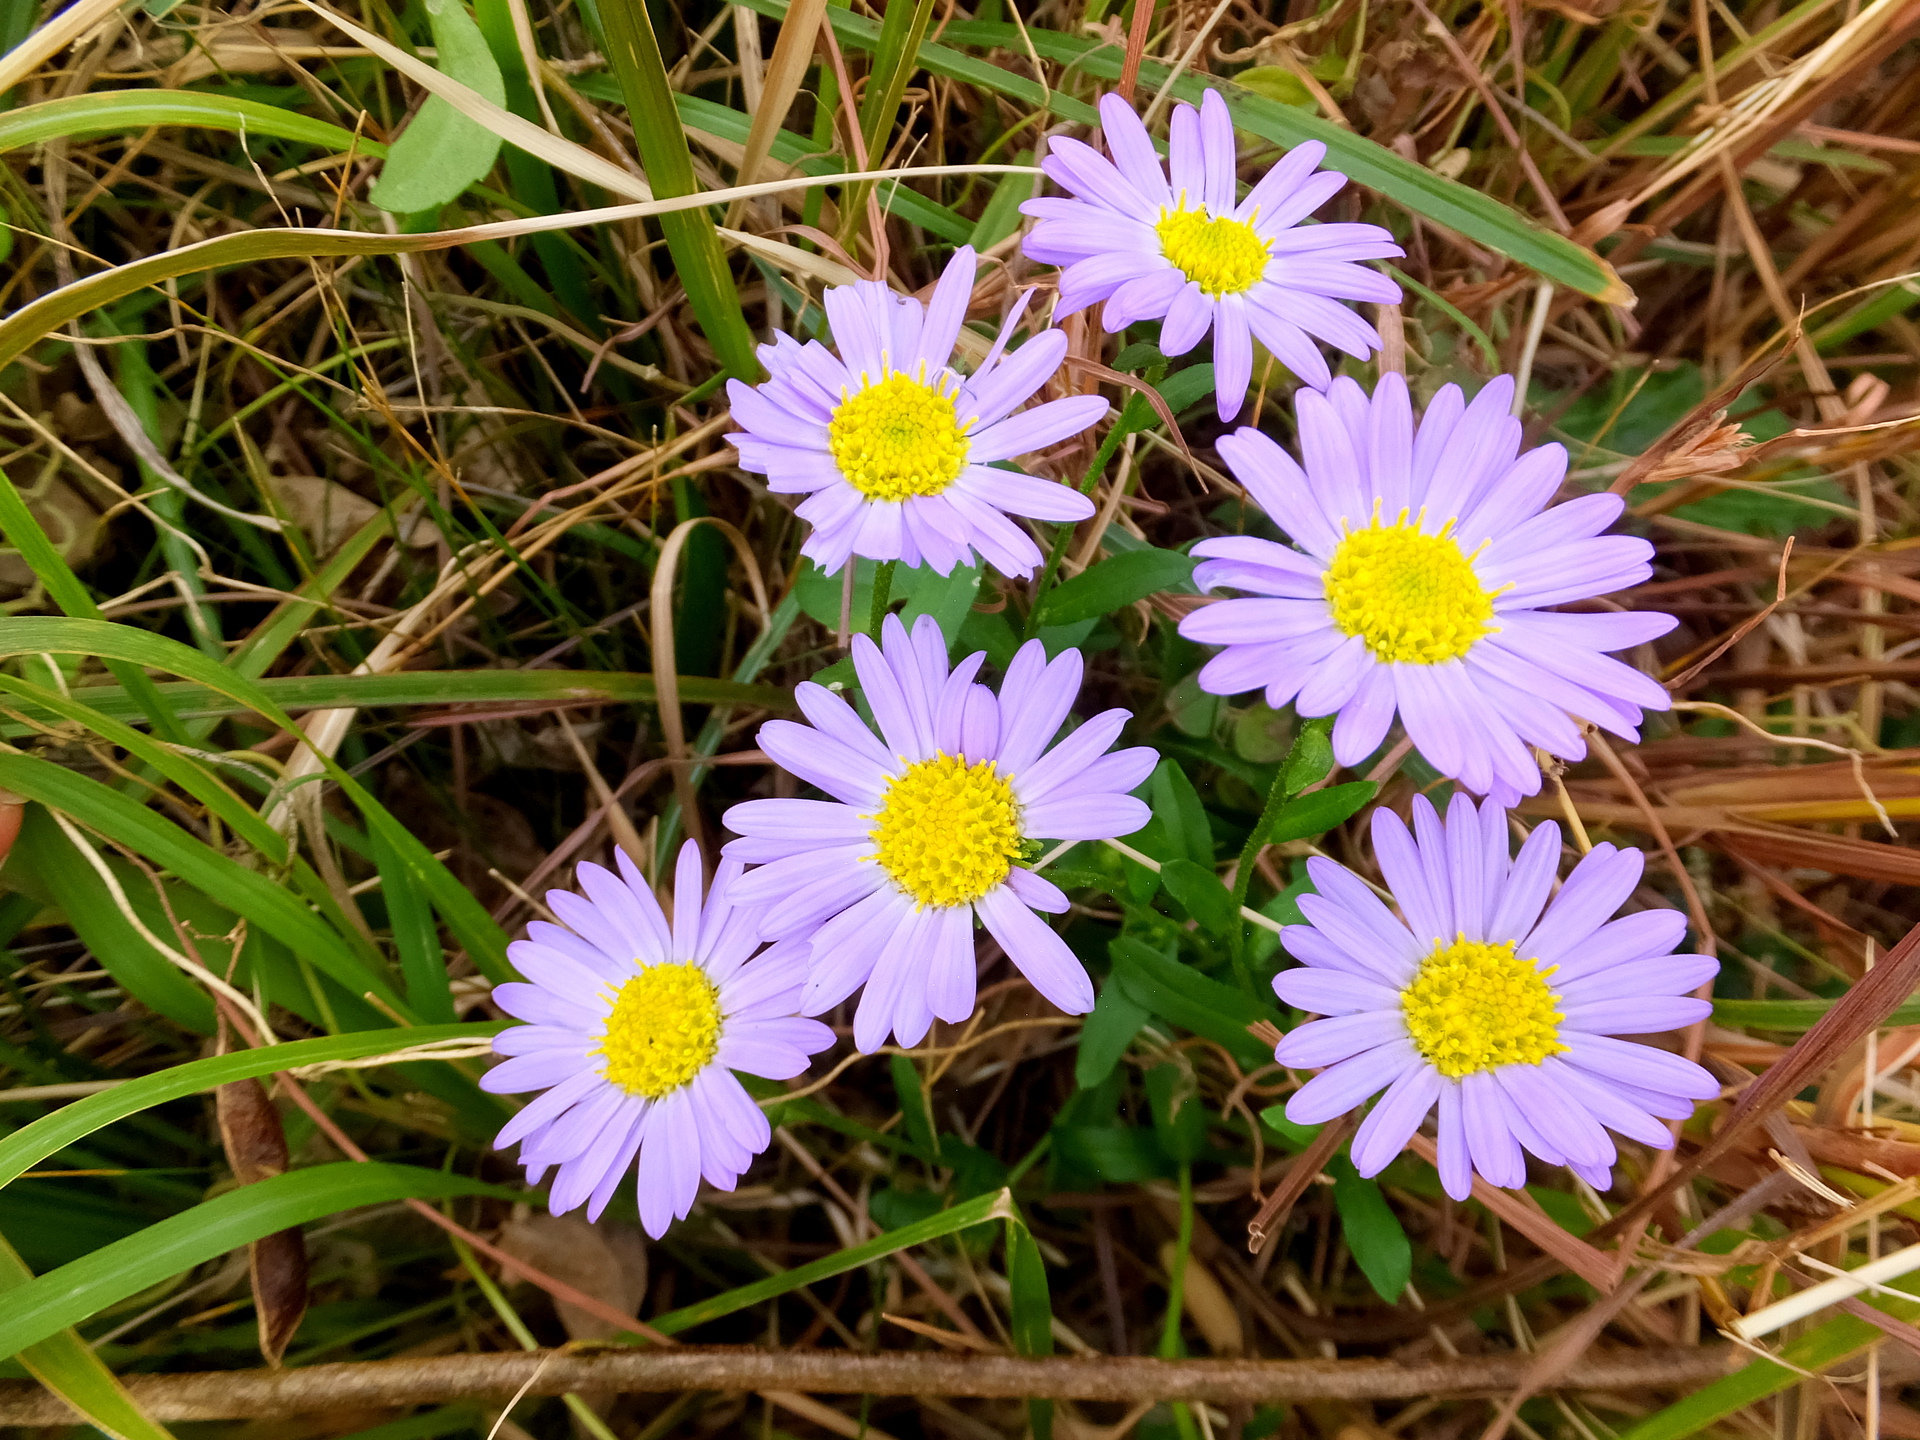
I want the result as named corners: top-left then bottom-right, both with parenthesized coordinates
top-left (597, 962), bottom-right (721, 1098)
top-left (1401, 937), bottom-right (1566, 1079)
top-left (869, 753), bottom-right (1022, 908)
top-left (828, 370), bottom-right (971, 502)
top-left (1155, 205), bottom-right (1269, 297)
top-left (1323, 516), bottom-right (1498, 664)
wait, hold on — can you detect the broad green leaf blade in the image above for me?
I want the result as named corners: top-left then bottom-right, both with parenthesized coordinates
top-left (1266, 781), bottom-right (1378, 847)
top-left (1038, 547), bottom-right (1197, 627)
top-left (1329, 1156), bottom-right (1411, 1303)
top-left (1109, 937), bottom-right (1278, 1069)
top-left (0, 1164), bottom-right (519, 1361)
top-left (1158, 858), bottom-right (1238, 936)
top-left (0, 1024), bottom-right (501, 1189)
top-left (0, 90), bottom-right (389, 157)
top-left (650, 1187), bottom-right (1017, 1336)
top-left (0, 1235), bottom-right (175, 1440)
top-left (371, 0), bottom-right (506, 214)
top-left (1075, 980), bottom-right (1149, 1089)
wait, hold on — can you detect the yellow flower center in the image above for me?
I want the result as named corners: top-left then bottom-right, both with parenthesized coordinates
top-left (1401, 937), bottom-right (1566, 1079)
top-left (869, 753), bottom-right (1022, 908)
top-left (827, 370), bottom-right (972, 502)
top-left (598, 962), bottom-right (721, 1098)
top-left (1323, 517), bottom-right (1498, 664)
top-left (1155, 205), bottom-right (1269, 297)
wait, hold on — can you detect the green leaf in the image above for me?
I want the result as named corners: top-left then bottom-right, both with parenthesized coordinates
top-left (1109, 938), bottom-right (1278, 1070)
top-left (1150, 758), bottom-right (1213, 866)
top-left (1004, 1217), bottom-right (1056, 1440)
top-left (371, 0), bottom-right (506, 214)
top-left (650, 1187), bottom-right (1016, 1336)
top-left (899, 562), bottom-right (984, 650)
top-left (1145, 1063), bottom-right (1207, 1165)
top-left (0, 1164), bottom-right (518, 1361)
top-left (1038, 548), bottom-right (1197, 627)
top-left (0, 1234), bottom-right (175, 1440)
top-left (1159, 858), bottom-right (1238, 935)
top-left (1075, 981), bottom-right (1149, 1089)
top-left (890, 1054), bottom-right (937, 1157)
top-left (1329, 1156), bottom-right (1411, 1303)
top-left (1265, 781), bottom-right (1378, 847)
top-left (0, 90), bottom-right (389, 158)
top-left (0, 1025), bottom-right (501, 1189)
top-left (1278, 715), bottom-right (1336, 797)
top-left (1156, 363), bottom-right (1217, 415)
top-left (1257, 1105), bottom-right (1322, 1151)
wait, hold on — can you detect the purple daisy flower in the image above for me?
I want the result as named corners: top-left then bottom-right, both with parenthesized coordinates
top-left (1178, 373), bottom-right (1679, 804)
top-left (722, 614), bottom-right (1156, 1051)
top-left (1020, 89), bottom-right (1403, 421)
top-left (483, 841), bottom-right (834, 1237)
top-left (726, 244), bottom-right (1106, 578)
top-left (1274, 794), bottom-right (1718, 1199)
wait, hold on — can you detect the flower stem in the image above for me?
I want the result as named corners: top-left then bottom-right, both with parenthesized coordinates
top-left (1022, 403), bottom-right (1140, 641)
top-left (868, 560), bottom-right (896, 640)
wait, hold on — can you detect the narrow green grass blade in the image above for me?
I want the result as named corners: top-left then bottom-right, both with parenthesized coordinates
top-left (0, 674), bottom-right (288, 862)
top-left (0, 1164), bottom-right (520, 1361)
top-left (0, 752), bottom-right (406, 1011)
top-left (0, 90), bottom-right (389, 156)
top-left (731, 0), bottom-right (1628, 300)
top-left (0, 669), bottom-right (788, 739)
top-left (595, 0), bottom-right (760, 380)
top-left (0, 1235), bottom-right (176, 1440)
top-left (650, 1186), bottom-right (1017, 1336)
top-left (859, 0), bottom-right (939, 166)
top-left (1617, 1287), bottom-right (1920, 1440)
top-left (0, 468), bottom-right (186, 743)
top-left (0, 1024), bottom-right (501, 1189)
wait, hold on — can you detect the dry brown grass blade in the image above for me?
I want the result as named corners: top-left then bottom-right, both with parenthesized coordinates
top-left (1404, 1134), bottom-right (1618, 1290)
top-left (1611, 346), bottom-right (1793, 496)
top-left (1245, 1116), bottom-right (1351, 1253)
top-left (648, 516), bottom-right (773, 859)
top-left (726, 0), bottom-right (829, 223)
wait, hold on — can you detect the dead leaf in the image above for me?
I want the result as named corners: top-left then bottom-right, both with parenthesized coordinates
top-left (496, 1213), bottom-right (648, 1341)
top-left (217, 1077), bottom-right (308, 1365)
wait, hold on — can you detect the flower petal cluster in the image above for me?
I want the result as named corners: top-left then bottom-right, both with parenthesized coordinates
top-left (1021, 90), bottom-right (1403, 421)
top-left (723, 614), bottom-right (1156, 1050)
top-left (1274, 795), bottom-right (1718, 1199)
top-left (727, 245), bottom-right (1106, 578)
top-left (484, 841), bottom-right (834, 1236)
top-left (1179, 373), bottom-right (1677, 803)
